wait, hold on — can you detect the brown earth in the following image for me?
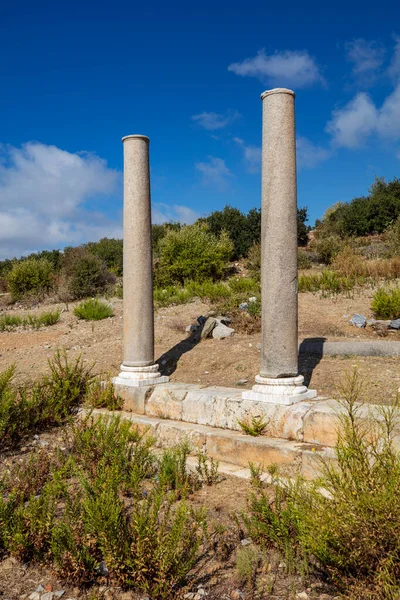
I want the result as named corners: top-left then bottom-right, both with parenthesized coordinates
top-left (0, 288), bottom-right (399, 403)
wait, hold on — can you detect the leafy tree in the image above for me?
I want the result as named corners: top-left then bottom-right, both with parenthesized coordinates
top-left (7, 258), bottom-right (54, 301)
top-left (200, 205), bottom-right (250, 259)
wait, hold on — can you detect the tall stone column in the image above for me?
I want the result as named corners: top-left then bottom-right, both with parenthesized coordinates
top-left (114, 135), bottom-right (168, 387)
top-left (243, 89), bottom-right (316, 405)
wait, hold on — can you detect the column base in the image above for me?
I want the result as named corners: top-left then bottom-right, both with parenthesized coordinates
top-left (113, 364), bottom-right (169, 388)
top-left (242, 375), bottom-right (317, 405)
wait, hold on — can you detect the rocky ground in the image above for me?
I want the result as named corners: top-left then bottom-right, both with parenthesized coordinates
top-left (0, 288), bottom-right (399, 402)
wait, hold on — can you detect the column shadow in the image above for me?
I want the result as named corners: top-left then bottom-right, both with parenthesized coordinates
top-left (298, 337), bottom-right (327, 387)
top-left (155, 331), bottom-right (201, 377)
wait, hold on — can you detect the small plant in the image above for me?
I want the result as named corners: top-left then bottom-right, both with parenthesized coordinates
top-left (236, 545), bottom-right (260, 588)
top-left (7, 258), bottom-right (54, 301)
top-left (74, 298), bottom-right (114, 320)
top-left (371, 287), bottom-right (400, 319)
top-left (238, 415), bottom-right (269, 436)
top-left (196, 451), bottom-right (220, 485)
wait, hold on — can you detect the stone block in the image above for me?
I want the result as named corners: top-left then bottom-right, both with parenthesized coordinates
top-left (145, 383), bottom-right (193, 420)
top-left (182, 387), bottom-right (242, 429)
top-left (303, 400), bottom-right (342, 447)
top-left (301, 445), bottom-right (337, 480)
top-left (112, 382), bottom-right (152, 414)
top-left (205, 429), bottom-right (302, 473)
top-left (156, 420), bottom-right (207, 451)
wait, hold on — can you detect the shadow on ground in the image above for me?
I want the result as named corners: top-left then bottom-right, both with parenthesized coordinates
top-left (156, 332), bottom-right (201, 376)
top-left (298, 337), bottom-right (326, 387)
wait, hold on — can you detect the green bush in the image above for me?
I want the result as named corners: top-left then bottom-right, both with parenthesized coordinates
top-left (0, 415), bottom-right (207, 597)
top-left (310, 235), bottom-right (342, 264)
top-left (0, 352), bottom-right (93, 451)
top-left (86, 238), bottom-right (123, 276)
top-left (7, 258), bottom-right (54, 301)
top-left (74, 298), bottom-right (114, 320)
top-left (247, 243), bottom-right (261, 281)
top-left (371, 288), bottom-right (400, 319)
top-left (69, 252), bottom-right (115, 299)
top-left (155, 222), bottom-right (233, 285)
top-left (297, 250), bottom-right (312, 269)
top-left (243, 370), bottom-right (400, 598)
top-left (386, 214), bottom-right (400, 257)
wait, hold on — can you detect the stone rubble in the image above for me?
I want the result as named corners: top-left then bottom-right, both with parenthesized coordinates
top-left (349, 313), bottom-right (367, 328)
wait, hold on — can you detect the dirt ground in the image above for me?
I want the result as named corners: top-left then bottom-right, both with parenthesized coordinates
top-left (0, 288), bottom-right (399, 403)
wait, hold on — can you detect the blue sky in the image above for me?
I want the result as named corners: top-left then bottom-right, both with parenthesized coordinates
top-left (1, 0), bottom-right (400, 258)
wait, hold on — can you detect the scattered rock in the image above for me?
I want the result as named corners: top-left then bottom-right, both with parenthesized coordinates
top-left (239, 303), bottom-right (248, 310)
top-left (201, 317), bottom-right (217, 339)
top-left (296, 593), bottom-right (308, 600)
top-left (318, 595), bottom-right (331, 600)
top-left (248, 296), bottom-right (257, 303)
top-left (41, 592), bottom-right (53, 600)
top-left (216, 315), bottom-right (232, 325)
top-left (236, 379), bottom-right (249, 385)
top-left (390, 318), bottom-right (400, 330)
top-left (240, 538), bottom-right (252, 546)
top-left (230, 591), bottom-right (244, 600)
top-left (28, 594), bottom-right (40, 600)
top-left (54, 592), bottom-right (65, 599)
top-left (212, 323), bottom-right (235, 339)
top-left (35, 587), bottom-right (44, 594)
top-left (349, 314), bottom-right (367, 328)
top-left (205, 310), bottom-right (217, 318)
top-left (278, 561), bottom-right (286, 569)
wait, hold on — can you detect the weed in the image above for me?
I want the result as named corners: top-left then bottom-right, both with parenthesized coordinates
top-left (236, 545), bottom-right (260, 588)
top-left (74, 298), bottom-right (114, 320)
top-left (196, 452), bottom-right (220, 485)
top-left (238, 415), bottom-right (269, 436)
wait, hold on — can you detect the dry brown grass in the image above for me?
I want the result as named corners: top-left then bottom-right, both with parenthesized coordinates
top-left (332, 247), bottom-right (400, 280)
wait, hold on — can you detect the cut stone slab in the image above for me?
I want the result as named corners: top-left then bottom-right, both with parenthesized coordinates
top-left (390, 318), bottom-right (400, 330)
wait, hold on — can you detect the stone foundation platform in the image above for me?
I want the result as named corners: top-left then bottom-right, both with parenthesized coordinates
top-left (106, 381), bottom-right (400, 479)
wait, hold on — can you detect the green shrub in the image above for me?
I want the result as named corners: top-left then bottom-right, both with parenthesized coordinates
top-left (0, 415), bottom-right (207, 597)
top-left (86, 238), bottom-right (123, 276)
top-left (371, 288), bottom-right (400, 319)
top-left (310, 235), bottom-right (342, 264)
top-left (247, 243), bottom-right (261, 281)
top-left (297, 250), bottom-right (312, 269)
top-left (74, 298), bottom-right (114, 320)
top-left (0, 352), bottom-right (93, 451)
top-left (386, 214), bottom-right (400, 257)
top-left (7, 258), bottom-right (54, 301)
top-left (85, 380), bottom-right (123, 410)
top-left (155, 222), bottom-right (233, 285)
top-left (243, 370), bottom-right (400, 598)
top-left (64, 249), bottom-right (115, 299)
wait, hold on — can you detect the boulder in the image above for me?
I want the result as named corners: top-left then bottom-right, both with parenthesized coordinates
top-left (212, 323), bottom-right (235, 339)
top-left (200, 317), bottom-right (217, 339)
top-left (349, 314), bottom-right (366, 328)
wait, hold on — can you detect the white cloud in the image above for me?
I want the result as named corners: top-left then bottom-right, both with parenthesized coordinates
top-left (228, 49), bottom-right (324, 88)
top-left (195, 156), bottom-right (232, 191)
top-left (152, 203), bottom-right (200, 224)
top-left (326, 85), bottom-right (400, 148)
top-left (296, 136), bottom-right (331, 169)
top-left (0, 142), bottom-right (120, 259)
top-left (192, 110), bottom-right (240, 130)
top-left (345, 38), bottom-right (385, 84)
top-left (388, 36), bottom-right (400, 82)
top-left (233, 138), bottom-right (261, 173)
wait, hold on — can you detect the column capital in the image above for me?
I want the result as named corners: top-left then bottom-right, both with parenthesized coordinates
top-left (260, 88), bottom-right (295, 100)
top-left (122, 134), bottom-right (150, 143)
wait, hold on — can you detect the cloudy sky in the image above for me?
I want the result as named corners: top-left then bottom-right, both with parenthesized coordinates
top-left (1, 0), bottom-right (400, 259)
